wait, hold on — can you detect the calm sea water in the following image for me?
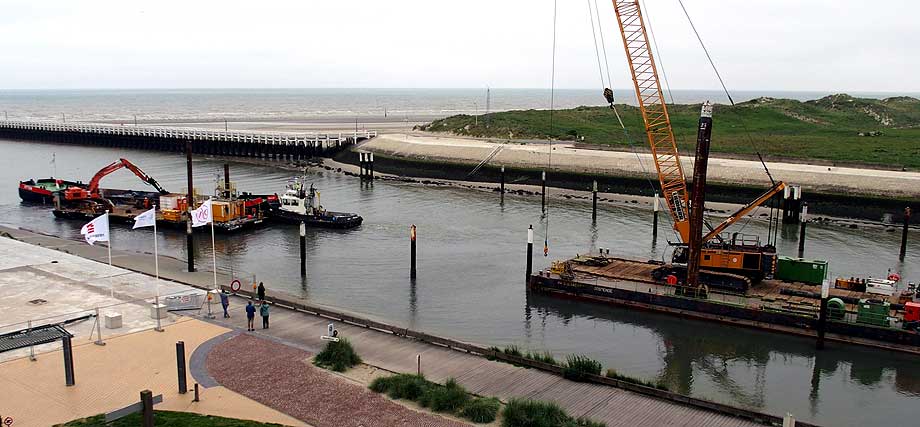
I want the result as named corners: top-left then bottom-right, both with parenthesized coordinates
top-left (0, 136), bottom-right (916, 426)
top-left (1, 88), bottom-right (916, 123)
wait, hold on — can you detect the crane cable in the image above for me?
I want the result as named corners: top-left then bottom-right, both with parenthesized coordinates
top-left (544, 0), bottom-right (558, 257)
top-left (676, 0), bottom-right (775, 185)
top-left (587, 0), bottom-right (680, 242)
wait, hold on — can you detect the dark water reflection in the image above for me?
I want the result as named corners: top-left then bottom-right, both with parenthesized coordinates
top-left (0, 139), bottom-right (917, 426)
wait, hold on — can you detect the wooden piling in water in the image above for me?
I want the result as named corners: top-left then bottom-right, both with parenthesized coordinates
top-left (798, 203), bottom-right (808, 258)
top-left (300, 221), bottom-right (307, 277)
top-left (652, 192), bottom-right (660, 239)
top-left (592, 180), bottom-right (598, 222)
top-left (541, 171), bottom-right (546, 213)
top-left (526, 225), bottom-right (533, 284)
top-left (500, 165), bottom-right (505, 203)
top-left (902, 207), bottom-right (911, 261)
top-left (410, 225), bottom-right (417, 279)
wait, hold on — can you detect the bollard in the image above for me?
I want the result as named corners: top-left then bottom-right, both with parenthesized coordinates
top-left (176, 341), bottom-right (187, 394)
top-left (410, 225), bottom-right (417, 279)
top-left (185, 141), bottom-right (195, 273)
top-left (652, 192), bottom-right (660, 238)
top-left (541, 171), bottom-right (546, 213)
top-left (500, 165), bottom-right (505, 203)
top-left (141, 390), bottom-right (155, 427)
top-left (526, 225), bottom-right (533, 284)
top-left (63, 335), bottom-right (75, 386)
top-left (798, 203), bottom-right (808, 258)
top-left (901, 207), bottom-right (911, 261)
top-left (300, 221), bottom-right (307, 277)
top-left (416, 354), bottom-right (421, 376)
top-left (93, 307), bottom-right (105, 346)
top-left (592, 180), bottom-right (598, 222)
top-left (816, 280), bottom-right (829, 350)
top-left (193, 383), bottom-right (200, 402)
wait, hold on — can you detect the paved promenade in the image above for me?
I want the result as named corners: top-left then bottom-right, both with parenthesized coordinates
top-left (0, 226), bottom-right (772, 426)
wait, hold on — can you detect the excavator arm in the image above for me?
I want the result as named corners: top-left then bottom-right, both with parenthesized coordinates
top-left (87, 158), bottom-right (168, 197)
top-left (702, 181), bottom-right (786, 243)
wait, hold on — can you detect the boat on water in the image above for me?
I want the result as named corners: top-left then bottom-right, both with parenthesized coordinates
top-left (19, 178), bottom-right (85, 203)
top-left (269, 176), bottom-right (362, 229)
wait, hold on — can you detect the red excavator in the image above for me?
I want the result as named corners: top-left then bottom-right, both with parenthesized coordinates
top-left (63, 158), bottom-right (168, 202)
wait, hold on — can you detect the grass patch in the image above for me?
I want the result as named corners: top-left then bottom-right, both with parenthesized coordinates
top-left (605, 369), bottom-right (669, 391)
top-left (369, 374), bottom-right (498, 424)
top-left (562, 354), bottom-right (603, 382)
top-left (501, 399), bottom-right (606, 427)
top-left (525, 350), bottom-right (558, 366)
top-left (461, 397), bottom-right (502, 423)
top-left (58, 411), bottom-right (285, 426)
top-left (503, 345), bottom-right (524, 358)
top-left (420, 95), bottom-right (920, 169)
top-left (312, 338), bottom-right (361, 372)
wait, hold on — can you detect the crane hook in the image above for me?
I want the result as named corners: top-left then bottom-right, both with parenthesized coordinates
top-left (603, 88), bottom-right (615, 108)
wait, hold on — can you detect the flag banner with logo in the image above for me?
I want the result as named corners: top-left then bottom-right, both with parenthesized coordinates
top-left (191, 199), bottom-right (213, 228)
top-left (80, 213), bottom-right (110, 245)
top-left (132, 208), bottom-right (156, 229)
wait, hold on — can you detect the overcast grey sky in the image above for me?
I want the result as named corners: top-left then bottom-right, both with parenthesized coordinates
top-left (1, 0), bottom-right (917, 92)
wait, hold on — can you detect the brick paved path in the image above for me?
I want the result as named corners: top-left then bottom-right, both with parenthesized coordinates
top-left (207, 333), bottom-right (470, 427)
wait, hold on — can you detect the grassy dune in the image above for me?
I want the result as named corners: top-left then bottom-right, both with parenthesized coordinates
top-left (419, 94), bottom-right (920, 169)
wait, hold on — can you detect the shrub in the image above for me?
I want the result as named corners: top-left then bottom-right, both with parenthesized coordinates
top-left (420, 378), bottom-right (470, 413)
top-left (313, 338), bottom-right (361, 372)
top-left (502, 399), bottom-right (570, 427)
top-left (503, 345), bottom-right (524, 358)
top-left (386, 374), bottom-right (431, 400)
top-left (563, 354), bottom-right (602, 382)
top-left (567, 416), bottom-right (607, 427)
top-left (527, 350), bottom-right (558, 366)
top-left (461, 397), bottom-right (501, 423)
top-left (369, 375), bottom-right (395, 393)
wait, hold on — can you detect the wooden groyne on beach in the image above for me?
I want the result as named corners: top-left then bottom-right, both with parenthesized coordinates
top-left (0, 120), bottom-right (376, 158)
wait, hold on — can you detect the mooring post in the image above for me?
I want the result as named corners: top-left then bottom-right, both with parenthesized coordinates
top-left (358, 153), bottom-right (365, 179)
top-left (410, 224), bottom-right (417, 279)
top-left (798, 203), bottom-right (808, 258)
top-left (901, 207), bottom-right (911, 261)
top-left (176, 341), bottom-right (187, 394)
top-left (816, 280), bottom-right (829, 350)
top-left (652, 192), bottom-right (660, 238)
top-left (63, 335), bottom-right (75, 386)
top-left (369, 153), bottom-right (374, 180)
top-left (592, 180), bottom-right (598, 222)
top-left (300, 221), bottom-right (307, 277)
top-left (185, 141), bottom-right (195, 273)
top-left (500, 165), bottom-right (505, 203)
top-left (141, 390), bottom-right (155, 427)
top-left (223, 163), bottom-right (230, 198)
top-left (541, 171), bottom-right (546, 213)
top-left (526, 225), bottom-right (533, 284)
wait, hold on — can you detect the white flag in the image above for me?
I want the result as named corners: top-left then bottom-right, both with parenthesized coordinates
top-left (132, 208), bottom-right (156, 229)
top-left (191, 199), bottom-right (213, 228)
top-left (80, 213), bottom-right (110, 246)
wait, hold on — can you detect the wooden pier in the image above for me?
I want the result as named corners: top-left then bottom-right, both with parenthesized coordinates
top-left (0, 120), bottom-right (377, 159)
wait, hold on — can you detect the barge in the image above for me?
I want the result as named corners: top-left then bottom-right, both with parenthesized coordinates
top-left (529, 255), bottom-right (920, 354)
top-left (19, 178), bottom-right (86, 203)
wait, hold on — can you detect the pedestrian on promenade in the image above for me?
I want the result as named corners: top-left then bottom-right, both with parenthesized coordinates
top-left (257, 282), bottom-right (266, 301)
top-left (219, 290), bottom-right (230, 318)
top-left (245, 300), bottom-right (256, 331)
top-left (260, 301), bottom-right (270, 329)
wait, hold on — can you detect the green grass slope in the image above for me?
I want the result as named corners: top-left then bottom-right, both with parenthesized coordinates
top-left (419, 94), bottom-right (920, 169)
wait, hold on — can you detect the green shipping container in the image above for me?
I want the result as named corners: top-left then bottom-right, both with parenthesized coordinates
top-left (856, 299), bottom-right (890, 327)
top-left (775, 256), bottom-right (828, 285)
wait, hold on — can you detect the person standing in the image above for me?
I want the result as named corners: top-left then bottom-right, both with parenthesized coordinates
top-left (260, 301), bottom-right (270, 329)
top-left (257, 282), bottom-right (266, 301)
top-left (245, 300), bottom-right (256, 331)
top-left (219, 291), bottom-right (230, 318)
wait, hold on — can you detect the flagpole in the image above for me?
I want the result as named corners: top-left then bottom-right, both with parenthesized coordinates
top-left (153, 205), bottom-right (163, 332)
top-left (106, 210), bottom-right (113, 298)
top-left (210, 199), bottom-right (217, 291)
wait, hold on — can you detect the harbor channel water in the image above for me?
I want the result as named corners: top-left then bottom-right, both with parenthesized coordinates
top-left (1, 138), bottom-right (917, 426)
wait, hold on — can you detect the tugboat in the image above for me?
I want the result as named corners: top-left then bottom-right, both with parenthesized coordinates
top-left (269, 176), bottom-right (362, 229)
top-left (19, 178), bottom-right (85, 203)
